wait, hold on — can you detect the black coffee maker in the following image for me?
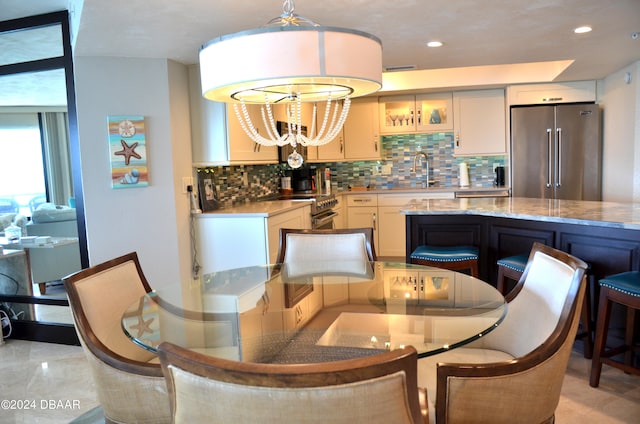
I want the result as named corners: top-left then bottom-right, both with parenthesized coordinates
top-left (495, 166), bottom-right (505, 187)
top-left (291, 166), bottom-right (315, 193)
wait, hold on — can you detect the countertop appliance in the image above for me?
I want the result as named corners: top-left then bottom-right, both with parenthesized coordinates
top-left (291, 166), bottom-right (314, 192)
top-left (495, 166), bottom-right (505, 187)
top-left (511, 103), bottom-right (601, 200)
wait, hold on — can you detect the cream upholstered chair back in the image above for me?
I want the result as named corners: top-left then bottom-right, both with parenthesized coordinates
top-left (158, 341), bottom-right (428, 424)
top-left (431, 243), bottom-right (587, 424)
top-left (475, 243), bottom-right (584, 357)
top-left (277, 227), bottom-right (376, 263)
top-left (64, 252), bottom-right (171, 424)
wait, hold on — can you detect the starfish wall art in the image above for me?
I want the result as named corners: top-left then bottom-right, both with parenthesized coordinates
top-left (108, 115), bottom-right (149, 188)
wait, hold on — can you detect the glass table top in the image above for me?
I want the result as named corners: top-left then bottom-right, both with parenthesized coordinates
top-left (122, 261), bottom-right (506, 362)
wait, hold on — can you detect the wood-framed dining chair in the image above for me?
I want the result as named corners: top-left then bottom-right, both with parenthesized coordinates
top-left (63, 252), bottom-right (171, 424)
top-left (276, 227), bottom-right (377, 263)
top-left (417, 242), bottom-right (588, 423)
top-left (157, 341), bottom-right (428, 424)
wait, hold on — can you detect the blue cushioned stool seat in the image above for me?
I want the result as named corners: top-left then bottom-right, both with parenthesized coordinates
top-left (599, 271), bottom-right (640, 297)
top-left (410, 245), bottom-right (478, 262)
top-left (496, 254), bottom-right (528, 295)
top-left (590, 271), bottom-right (640, 387)
top-left (410, 245), bottom-right (479, 277)
top-left (496, 254), bottom-right (528, 273)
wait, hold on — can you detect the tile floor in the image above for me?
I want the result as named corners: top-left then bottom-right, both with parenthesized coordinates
top-left (0, 338), bottom-right (638, 423)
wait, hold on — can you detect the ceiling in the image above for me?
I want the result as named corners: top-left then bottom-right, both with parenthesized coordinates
top-left (1, 0), bottom-right (640, 105)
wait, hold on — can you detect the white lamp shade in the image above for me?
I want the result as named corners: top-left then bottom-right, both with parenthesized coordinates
top-left (200, 26), bottom-right (382, 104)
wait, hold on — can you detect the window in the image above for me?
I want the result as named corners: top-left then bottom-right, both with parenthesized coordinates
top-left (0, 113), bottom-right (45, 217)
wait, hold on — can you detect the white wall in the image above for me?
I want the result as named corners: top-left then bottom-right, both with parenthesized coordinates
top-left (601, 61), bottom-right (640, 202)
top-left (74, 56), bottom-right (194, 289)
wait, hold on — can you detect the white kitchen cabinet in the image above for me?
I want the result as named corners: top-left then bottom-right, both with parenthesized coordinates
top-left (379, 95), bottom-right (414, 134)
top-left (346, 192), bottom-right (455, 258)
top-left (344, 97), bottom-right (381, 160)
top-left (347, 205), bottom-right (378, 232)
top-left (379, 93), bottom-right (454, 134)
top-left (189, 65), bottom-right (278, 166)
top-left (195, 205), bottom-right (311, 274)
top-left (315, 97), bottom-right (380, 162)
top-left (346, 194), bottom-right (378, 254)
top-left (507, 81), bottom-right (596, 106)
top-left (377, 192), bottom-right (455, 257)
top-left (266, 205), bottom-right (311, 262)
top-left (377, 206), bottom-right (407, 257)
top-left (315, 129), bottom-right (344, 161)
top-left (313, 98), bottom-right (346, 162)
top-left (453, 89), bottom-right (507, 156)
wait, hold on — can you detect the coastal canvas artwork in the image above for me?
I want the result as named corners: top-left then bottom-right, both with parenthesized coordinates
top-left (108, 115), bottom-right (148, 188)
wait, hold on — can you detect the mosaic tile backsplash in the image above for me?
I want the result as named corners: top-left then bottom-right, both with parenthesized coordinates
top-left (197, 132), bottom-right (506, 207)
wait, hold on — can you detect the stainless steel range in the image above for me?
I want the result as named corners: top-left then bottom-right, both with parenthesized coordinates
top-left (310, 194), bottom-right (338, 229)
top-left (281, 193), bottom-right (338, 229)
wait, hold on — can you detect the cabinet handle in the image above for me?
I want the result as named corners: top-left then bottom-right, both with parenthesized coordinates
top-left (374, 139), bottom-right (378, 152)
top-left (340, 139), bottom-right (344, 154)
top-left (455, 133), bottom-right (460, 148)
top-left (546, 129), bottom-right (553, 188)
top-left (372, 212), bottom-right (377, 230)
top-left (556, 128), bottom-right (562, 187)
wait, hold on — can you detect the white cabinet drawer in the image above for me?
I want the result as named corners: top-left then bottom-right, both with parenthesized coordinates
top-left (346, 194), bottom-right (378, 207)
top-left (377, 192), bottom-right (454, 206)
top-left (508, 81), bottom-right (596, 106)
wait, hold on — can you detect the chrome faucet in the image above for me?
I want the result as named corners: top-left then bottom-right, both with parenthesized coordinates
top-left (411, 152), bottom-right (429, 188)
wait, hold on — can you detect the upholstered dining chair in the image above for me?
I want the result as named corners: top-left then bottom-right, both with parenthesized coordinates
top-left (63, 252), bottom-right (171, 424)
top-left (416, 242), bottom-right (587, 424)
top-left (157, 341), bottom-right (428, 424)
top-left (276, 227), bottom-right (377, 263)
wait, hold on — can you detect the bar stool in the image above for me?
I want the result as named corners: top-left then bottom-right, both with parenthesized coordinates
top-left (589, 271), bottom-right (640, 387)
top-left (496, 254), bottom-right (528, 294)
top-left (410, 245), bottom-right (479, 277)
top-left (496, 253), bottom-right (594, 358)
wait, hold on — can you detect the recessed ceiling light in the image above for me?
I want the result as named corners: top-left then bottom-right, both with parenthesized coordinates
top-left (426, 41), bottom-right (443, 47)
top-left (574, 26), bottom-right (592, 34)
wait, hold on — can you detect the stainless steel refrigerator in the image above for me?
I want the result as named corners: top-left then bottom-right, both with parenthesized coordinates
top-left (511, 103), bottom-right (601, 200)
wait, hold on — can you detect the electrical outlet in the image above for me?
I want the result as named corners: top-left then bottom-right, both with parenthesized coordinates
top-left (182, 176), bottom-right (193, 193)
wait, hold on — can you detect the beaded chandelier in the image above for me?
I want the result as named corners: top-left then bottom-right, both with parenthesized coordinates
top-left (199, 0), bottom-right (382, 168)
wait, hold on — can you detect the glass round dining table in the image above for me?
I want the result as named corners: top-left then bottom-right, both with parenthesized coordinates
top-left (122, 261), bottom-right (507, 363)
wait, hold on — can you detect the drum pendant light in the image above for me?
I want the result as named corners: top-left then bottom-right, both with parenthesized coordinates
top-left (199, 0), bottom-right (382, 167)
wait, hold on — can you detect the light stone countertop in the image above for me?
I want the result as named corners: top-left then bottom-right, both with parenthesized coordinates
top-left (401, 197), bottom-right (640, 230)
top-left (338, 186), bottom-right (509, 195)
top-left (195, 199), bottom-right (313, 218)
top-left (195, 187), bottom-right (509, 218)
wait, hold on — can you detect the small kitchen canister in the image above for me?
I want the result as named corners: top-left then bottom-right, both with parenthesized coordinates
top-left (280, 176), bottom-right (293, 195)
top-left (459, 162), bottom-right (470, 187)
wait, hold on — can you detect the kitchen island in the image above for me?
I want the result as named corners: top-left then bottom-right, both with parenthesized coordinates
top-left (401, 197), bottom-right (640, 284)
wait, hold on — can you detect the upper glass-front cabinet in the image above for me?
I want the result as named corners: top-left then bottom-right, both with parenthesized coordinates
top-left (379, 93), bottom-right (453, 134)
